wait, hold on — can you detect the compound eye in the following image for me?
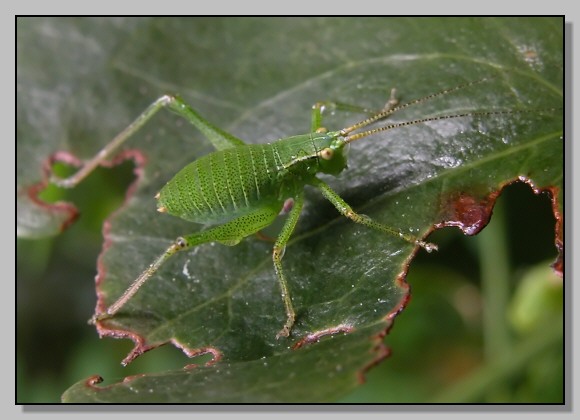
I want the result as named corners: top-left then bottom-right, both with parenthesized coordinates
top-left (319, 147), bottom-right (334, 160)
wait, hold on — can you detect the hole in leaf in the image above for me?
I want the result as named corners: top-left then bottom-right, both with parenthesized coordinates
top-left (18, 159), bottom-right (137, 401)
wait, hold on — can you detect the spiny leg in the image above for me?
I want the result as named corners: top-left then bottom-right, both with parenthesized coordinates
top-left (91, 206), bottom-right (280, 324)
top-left (52, 95), bottom-right (245, 189)
top-left (273, 193), bottom-right (305, 339)
top-left (90, 237), bottom-right (186, 323)
top-left (311, 177), bottom-right (437, 252)
top-left (310, 88), bottom-right (399, 132)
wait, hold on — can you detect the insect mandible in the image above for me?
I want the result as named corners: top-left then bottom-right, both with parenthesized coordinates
top-left (52, 77), bottom-right (521, 338)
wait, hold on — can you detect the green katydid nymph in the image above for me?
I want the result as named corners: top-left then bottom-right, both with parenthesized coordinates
top-left (51, 77), bottom-right (541, 339)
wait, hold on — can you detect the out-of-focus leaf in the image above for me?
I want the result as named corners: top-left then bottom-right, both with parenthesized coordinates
top-left (509, 261), bottom-right (563, 334)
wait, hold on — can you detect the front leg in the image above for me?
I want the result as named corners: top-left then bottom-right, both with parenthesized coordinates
top-left (310, 88), bottom-right (399, 133)
top-left (311, 177), bottom-right (437, 253)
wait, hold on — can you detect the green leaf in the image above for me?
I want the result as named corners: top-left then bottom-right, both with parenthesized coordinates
top-left (62, 327), bottom-right (389, 403)
top-left (17, 17), bottom-right (562, 402)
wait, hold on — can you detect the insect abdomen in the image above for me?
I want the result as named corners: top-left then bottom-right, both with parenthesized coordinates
top-left (157, 144), bottom-right (285, 224)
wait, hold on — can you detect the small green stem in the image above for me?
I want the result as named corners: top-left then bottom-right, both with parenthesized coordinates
top-left (477, 200), bottom-right (513, 362)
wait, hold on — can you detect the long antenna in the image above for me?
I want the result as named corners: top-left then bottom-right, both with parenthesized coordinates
top-left (339, 76), bottom-right (494, 137)
top-left (343, 109), bottom-right (538, 143)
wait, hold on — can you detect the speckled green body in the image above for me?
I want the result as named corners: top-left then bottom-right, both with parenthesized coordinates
top-left (156, 132), bottom-right (347, 225)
